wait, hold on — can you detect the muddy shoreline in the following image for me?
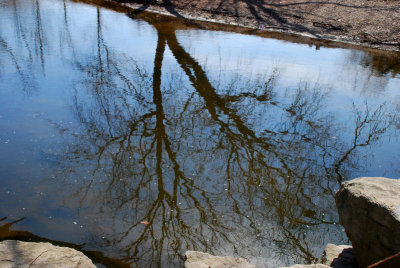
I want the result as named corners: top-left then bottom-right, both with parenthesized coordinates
top-left (87, 0), bottom-right (400, 52)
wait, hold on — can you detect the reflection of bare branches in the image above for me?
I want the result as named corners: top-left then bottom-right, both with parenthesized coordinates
top-left (35, 0), bottom-right (45, 74)
top-left (55, 11), bottom-right (235, 266)
top-left (60, 23), bottom-right (343, 266)
top-left (0, 0), bottom-right (52, 93)
top-left (334, 103), bottom-right (393, 183)
top-left (43, 8), bottom-right (394, 267)
top-left (0, 36), bottom-right (36, 93)
top-left (1, 1), bottom-right (397, 266)
top-left (12, 0), bottom-right (33, 63)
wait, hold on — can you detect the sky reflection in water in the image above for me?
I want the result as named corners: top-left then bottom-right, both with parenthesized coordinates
top-left (0, 0), bottom-right (400, 267)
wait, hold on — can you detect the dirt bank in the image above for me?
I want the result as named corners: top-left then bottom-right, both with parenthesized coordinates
top-left (100, 0), bottom-right (400, 52)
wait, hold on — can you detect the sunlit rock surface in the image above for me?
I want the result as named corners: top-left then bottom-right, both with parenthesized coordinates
top-left (335, 177), bottom-right (400, 268)
top-left (319, 243), bottom-right (357, 268)
top-left (0, 240), bottom-right (95, 268)
top-left (185, 251), bottom-right (257, 268)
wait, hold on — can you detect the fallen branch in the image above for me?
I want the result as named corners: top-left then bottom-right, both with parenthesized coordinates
top-left (367, 251), bottom-right (400, 268)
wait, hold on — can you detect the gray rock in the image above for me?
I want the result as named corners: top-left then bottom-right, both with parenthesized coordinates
top-left (279, 264), bottom-right (330, 268)
top-left (0, 240), bottom-right (96, 268)
top-left (185, 251), bottom-right (257, 268)
top-left (319, 243), bottom-right (358, 268)
top-left (335, 177), bottom-right (400, 268)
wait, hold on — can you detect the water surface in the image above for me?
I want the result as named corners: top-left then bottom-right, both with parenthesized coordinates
top-left (0, 0), bottom-right (400, 267)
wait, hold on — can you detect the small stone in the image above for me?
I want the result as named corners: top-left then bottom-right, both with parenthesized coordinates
top-left (185, 251), bottom-right (257, 268)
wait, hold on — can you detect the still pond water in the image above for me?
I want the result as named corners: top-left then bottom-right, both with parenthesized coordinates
top-left (1, 0), bottom-right (400, 266)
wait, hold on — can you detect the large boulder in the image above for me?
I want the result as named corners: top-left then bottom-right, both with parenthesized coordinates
top-left (0, 240), bottom-right (96, 267)
top-left (185, 251), bottom-right (257, 268)
top-left (335, 177), bottom-right (400, 268)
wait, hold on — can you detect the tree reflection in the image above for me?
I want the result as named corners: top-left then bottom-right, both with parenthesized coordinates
top-left (52, 8), bottom-right (396, 267)
top-left (333, 103), bottom-right (393, 183)
top-left (0, 0), bottom-right (47, 93)
top-left (1, 1), bottom-right (398, 267)
top-left (348, 50), bottom-right (400, 77)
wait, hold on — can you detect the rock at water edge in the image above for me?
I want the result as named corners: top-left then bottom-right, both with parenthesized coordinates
top-left (0, 240), bottom-right (96, 268)
top-left (335, 177), bottom-right (400, 268)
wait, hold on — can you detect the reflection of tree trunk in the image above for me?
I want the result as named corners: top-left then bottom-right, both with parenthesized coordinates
top-left (152, 26), bottom-right (338, 261)
top-left (97, 8), bottom-right (103, 78)
top-left (61, 8), bottom-right (392, 264)
top-left (159, 27), bottom-right (305, 186)
top-left (35, 0), bottom-right (45, 73)
top-left (153, 30), bottom-right (168, 208)
top-left (62, 0), bottom-right (78, 62)
top-left (65, 17), bottom-right (339, 263)
top-left (163, 28), bottom-right (268, 145)
top-left (152, 31), bottom-right (187, 224)
top-left (152, 32), bottom-right (183, 210)
top-left (94, 8), bottom-right (114, 134)
top-left (4, 1), bottom-right (395, 265)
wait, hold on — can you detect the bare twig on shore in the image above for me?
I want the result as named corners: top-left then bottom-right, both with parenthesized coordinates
top-left (367, 251), bottom-right (400, 268)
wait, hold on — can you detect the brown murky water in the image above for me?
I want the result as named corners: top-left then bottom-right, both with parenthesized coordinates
top-left (0, 0), bottom-right (399, 267)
